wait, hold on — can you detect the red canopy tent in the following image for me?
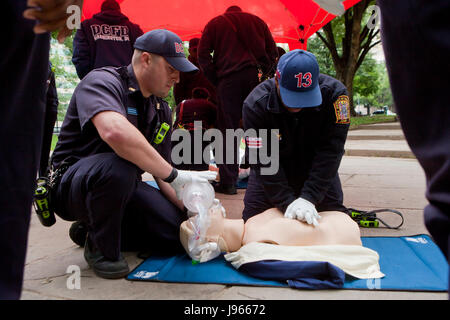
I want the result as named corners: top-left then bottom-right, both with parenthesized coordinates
top-left (81, 0), bottom-right (361, 50)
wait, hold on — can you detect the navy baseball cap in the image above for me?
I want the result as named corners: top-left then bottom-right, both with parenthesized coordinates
top-left (276, 49), bottom-right (322, 108)
top-left (134, 29), bottom-right (198, 73)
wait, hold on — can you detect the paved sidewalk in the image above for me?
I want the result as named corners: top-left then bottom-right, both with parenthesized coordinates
top-left (21, 122), bottom-right (448, 300)
top-left (345, 122), bottom-right (414, 158)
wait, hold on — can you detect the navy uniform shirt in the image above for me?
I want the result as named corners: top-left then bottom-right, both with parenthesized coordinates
top-left (243, 75), bottom-right (350, 214)
top-left (51, 64), bottom-right (172, 170)
top-left (198, 11), bottom-right (278, 85)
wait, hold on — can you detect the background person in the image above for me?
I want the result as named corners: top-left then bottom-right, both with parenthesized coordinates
top-left (198, 5), bottom-right (278, 195)
top-left (172, 87), bottom-right (217, 171)
top-left (72, 0), bottom-right (143, 79)
top-left (174, 38), bottom-right (217, 106)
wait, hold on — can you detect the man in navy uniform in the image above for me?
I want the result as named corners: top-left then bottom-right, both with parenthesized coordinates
top-left (198, 6), bottom-right (278, 195)
top-left (377, 0), bottom-right (450, 295)
top-left (72, 0), bottom-right (143, 79)
top-left (1, 0), bottom-right (82, 301)
top-left (242, 49), bottom-right (350, 226)
top-left (51, 29), bottom-right (216, 279)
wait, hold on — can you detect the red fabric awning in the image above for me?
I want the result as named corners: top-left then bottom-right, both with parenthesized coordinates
top-left (81, 0), bottom-right (361, 49)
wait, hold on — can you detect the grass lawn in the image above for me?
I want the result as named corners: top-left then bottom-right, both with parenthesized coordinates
top-left (350, 115), bottom-right (397, 130)
top-left (51, 134), bottom-right (58, 151)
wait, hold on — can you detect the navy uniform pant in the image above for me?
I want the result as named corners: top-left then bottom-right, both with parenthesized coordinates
top-left (379, 0), bottom-right (450, 292)
top-left (0, 1), bottom-right (50, 299)
top-left (54, 153), bottom-right (187, 261)
top-left (216, 67), bottom-right (259, 186)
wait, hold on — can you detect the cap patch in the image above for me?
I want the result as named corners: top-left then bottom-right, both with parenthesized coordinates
top-left (175, 42), bottom-right (184, 53)
top-left (294, 72), bottom-right (313, 88)
top-left (276, 69), bottom-right (281, 80)
top-left (334, 95), bottom-right (350, 124)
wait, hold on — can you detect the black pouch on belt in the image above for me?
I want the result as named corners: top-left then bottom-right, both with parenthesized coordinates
top-left (33, 161), bottom-right (71, 227)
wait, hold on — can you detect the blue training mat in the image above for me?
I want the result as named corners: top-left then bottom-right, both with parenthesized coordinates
top-left (127, 234), bottom-right (448, 291)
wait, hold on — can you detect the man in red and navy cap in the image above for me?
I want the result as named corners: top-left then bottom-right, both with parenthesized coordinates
top-left (51, 29), bottom-right (217, 279)
top-left (242, 49), bottom-right (350, 225)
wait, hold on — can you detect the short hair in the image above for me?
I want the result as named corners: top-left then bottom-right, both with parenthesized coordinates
top-left (132, 50), bottom-right (162, 65)
top-left (101, 0), bottom-right (120, 12)
top-left (226, 6), bottom-right (242, 13)
top-left (277, 46), bottom-right (286, 58)
top-left (192, 87), bottom-right (210, 99)
top-left (189, 38), bottom-right (200, 48)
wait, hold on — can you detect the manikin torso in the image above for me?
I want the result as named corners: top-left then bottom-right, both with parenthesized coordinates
top-left (180, 207), bottom-right (362, 254)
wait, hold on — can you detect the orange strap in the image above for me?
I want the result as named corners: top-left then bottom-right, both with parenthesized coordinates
top-left (178, 100), bottom-right (185, 124)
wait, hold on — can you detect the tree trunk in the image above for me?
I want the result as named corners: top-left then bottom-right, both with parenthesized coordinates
top-left (316, 0), bottom-right (380, 117)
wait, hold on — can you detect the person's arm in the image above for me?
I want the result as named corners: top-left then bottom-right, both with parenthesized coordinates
top-left (261, 20), bottom-right (278, 67)
top-left (198, 21), bottom-right (218, 86)
top-left (72, 26), bottom-right (92, 80)
top-left (23, 0), bottom-right (84, 43)
top-left (299, 90), bottom-right (350, 205)
top-left (155, 178), bottom-right (184, 210)
top-left (92, 110), bottom-right (173, 180)
top-left (154, 101), bottom-right (185, 210)
top-left (93, 110), bottom-right (189, 211)
top-left (81, 71), bottom-right (216, 202)
top-left (243, 99), bottom-right (297, 213)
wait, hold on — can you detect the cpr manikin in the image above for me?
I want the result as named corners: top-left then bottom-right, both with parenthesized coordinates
top-left (180, 205), bottom-right (362, 257)
top-left (180, 184), bottom-right (383, 279)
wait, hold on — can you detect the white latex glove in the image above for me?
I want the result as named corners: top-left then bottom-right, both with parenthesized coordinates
top-left (170, 170), bottom-right (217, 199)
top-left (313, 0), bottom-right (345, 16)
top-left (284, 197), bottom-right (321, 227)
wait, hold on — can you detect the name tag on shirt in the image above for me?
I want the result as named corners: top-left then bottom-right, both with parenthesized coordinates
top-left (127, 107), bottom-right (138, 116)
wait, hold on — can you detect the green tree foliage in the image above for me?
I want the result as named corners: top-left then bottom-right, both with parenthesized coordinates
top-left (309, 34), bottom-right (389, 112)
top-left (308, 0), bottom-right (394, 115)
top-left (50, 30), bottom-right (79, 121)
top-left (314, 0), bottom-right (383, 115)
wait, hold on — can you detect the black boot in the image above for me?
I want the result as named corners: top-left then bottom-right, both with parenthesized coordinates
top-left (213, 183), bottom-right (237, 195)
top-left (84, 237), bottom-right (129, 279)
top-left (69, 221), bottom-right (88, 247)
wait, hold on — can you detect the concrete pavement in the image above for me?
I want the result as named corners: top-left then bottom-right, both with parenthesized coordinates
top-left (21, 121), bottom-right (448, 300)
top-left (345, 122), bottom-right (414, 158)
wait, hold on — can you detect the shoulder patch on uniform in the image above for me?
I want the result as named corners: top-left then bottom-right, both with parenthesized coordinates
top-left (333, 95), bottom-right (350, 124)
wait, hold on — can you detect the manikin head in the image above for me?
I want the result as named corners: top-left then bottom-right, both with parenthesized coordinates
top-left (179, 203), bottom-right (244, 254)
